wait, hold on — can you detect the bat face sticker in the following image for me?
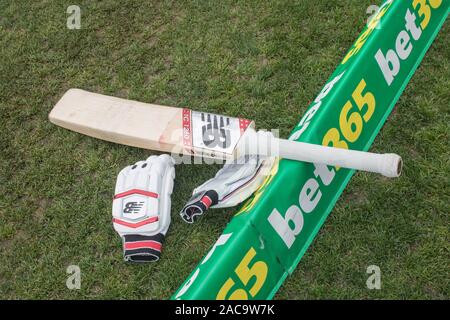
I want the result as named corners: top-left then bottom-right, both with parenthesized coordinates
top-left (188, 110), bottom-right (250, 156)
top-left (201, 113), bottom-right (231, 149)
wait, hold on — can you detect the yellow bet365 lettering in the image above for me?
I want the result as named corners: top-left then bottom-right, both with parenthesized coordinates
top-left (216, 247), bottom-right (268, 300)
top-left (352, 79), bottom-right (376, 122)
top-left (216, 279), bottom-right (248, 299)
top-left (339, 101), bottom-right (363, 143)
top-left (322, 128), bottom-right (348, 171)
top-left (428, 0), bottom-right (443, 8)
top-left (412, 0), bottom-right (442, 30)
top-left (341, 2), bottom-right (393, 64)
top-left (322, 128), bottom-right (349, 150)
top-left (322, 79), bottom-right (376, 170)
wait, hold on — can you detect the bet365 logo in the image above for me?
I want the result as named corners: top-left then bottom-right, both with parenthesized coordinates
top-left (201, 113), bottom-right (231, 149)
top-left (123, 201), bottom-right (144, 214)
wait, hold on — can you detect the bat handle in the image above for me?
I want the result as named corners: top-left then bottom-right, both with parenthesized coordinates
top-left (276, 138), bottom-right (402, 178)
top-left (239, 130), bottom-right (402, 177)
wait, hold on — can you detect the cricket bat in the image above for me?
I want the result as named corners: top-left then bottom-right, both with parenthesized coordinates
top-left (49, 89), bottom-right (402, 177)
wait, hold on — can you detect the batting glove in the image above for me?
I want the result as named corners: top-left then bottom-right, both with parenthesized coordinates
top-left (180, 155), bottom-right (276, 223)
top-left (113, 154), bottom-right (175, 262)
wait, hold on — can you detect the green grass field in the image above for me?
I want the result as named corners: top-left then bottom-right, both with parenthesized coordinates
top-left (0, 0), bottom-right (448, 299)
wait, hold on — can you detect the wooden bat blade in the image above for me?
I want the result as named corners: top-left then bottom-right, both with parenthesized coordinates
top-left (49, 89), bottom-right (183, 152)
top-left (49, 89), bottom-right (255, 158)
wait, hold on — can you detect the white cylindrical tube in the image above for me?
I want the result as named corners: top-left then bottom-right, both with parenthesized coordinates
top-left (237, 130), bottom-right (402, 178)
top-left (277, 139), bottom-right (402, 177)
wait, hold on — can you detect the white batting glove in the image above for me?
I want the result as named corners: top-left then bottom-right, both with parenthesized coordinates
top-left (113, 154), bottom-right (175, 262)
top-left (180, 155), bottom-right (275, 223)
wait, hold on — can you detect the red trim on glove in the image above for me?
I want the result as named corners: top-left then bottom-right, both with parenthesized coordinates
top-left (124, 240), bottom-right (162, 251)
top-left (200, 195), bottom-right (212, 208)
top-left (113, 216), bottom-right (159, 228)
top-left (114, 189), bottom-right (159, 200)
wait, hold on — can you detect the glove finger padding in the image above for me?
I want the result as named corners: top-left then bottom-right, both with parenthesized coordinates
top-left (113, 154), bottom-right (175, 262)
top-left (180, 155), bottom-right (275, 223)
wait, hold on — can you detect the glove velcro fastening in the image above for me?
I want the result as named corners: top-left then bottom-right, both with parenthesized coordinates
top-left (123, 233), bottom-right (165, 262)
top-left (180, 190), bottom-right (219, 223)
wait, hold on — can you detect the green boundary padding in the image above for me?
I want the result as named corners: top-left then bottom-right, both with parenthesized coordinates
top-left (173, 1), bottom-right (449, 300)
top-left (268, 4), bottom-right (449, 299)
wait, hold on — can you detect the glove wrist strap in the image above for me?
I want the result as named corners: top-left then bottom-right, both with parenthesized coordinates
top-left (122, 233), bottom-right (165, 263)
top-left (180, 190), bottom-right (219, 223)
